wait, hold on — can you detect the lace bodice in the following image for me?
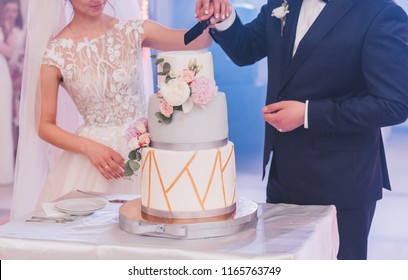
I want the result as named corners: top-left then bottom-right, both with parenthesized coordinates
top-left (42, 20), bottom-right (146, 126)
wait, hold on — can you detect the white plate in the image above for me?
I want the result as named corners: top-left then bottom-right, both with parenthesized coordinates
top-left (55, 198), bottom-right (106, 215)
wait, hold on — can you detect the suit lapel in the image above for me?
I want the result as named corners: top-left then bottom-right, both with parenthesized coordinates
top-left (279, 0), bottom-right (355, 92)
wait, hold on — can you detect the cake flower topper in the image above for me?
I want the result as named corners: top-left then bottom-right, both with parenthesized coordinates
top-left (124, 117), bottom-right (150, 177)
top-left (272, 0), bottom-right (289, 36)
top-left (153, 55), bottom-right (218, 124)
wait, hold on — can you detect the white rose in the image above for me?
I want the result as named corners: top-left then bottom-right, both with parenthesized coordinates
top-left (137, 123), bottom-right (147, 134)
top-left (272, 6), bottom-right (289, 19)
top-left (159, 79), bottom-right (190, 106)
top-left (128, 137), bottom-right (140, 150)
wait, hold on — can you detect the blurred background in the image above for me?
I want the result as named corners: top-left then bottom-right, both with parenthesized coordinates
top-left (0, 0), bottom-right (407, 259)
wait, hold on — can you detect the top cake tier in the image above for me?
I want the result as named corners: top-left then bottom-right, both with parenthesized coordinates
top-left (148, 50), bottom-right (228, 151)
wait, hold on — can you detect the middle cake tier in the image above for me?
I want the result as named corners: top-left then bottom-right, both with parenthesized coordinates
top-left (147, 92), bottom-right (229, 151)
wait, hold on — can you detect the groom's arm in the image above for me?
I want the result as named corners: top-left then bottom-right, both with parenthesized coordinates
top-left (196, 0), bottom-right (232, 23)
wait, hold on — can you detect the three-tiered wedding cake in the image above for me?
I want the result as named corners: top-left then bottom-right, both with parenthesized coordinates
top-left (140, 50), bottom-right (236, 219)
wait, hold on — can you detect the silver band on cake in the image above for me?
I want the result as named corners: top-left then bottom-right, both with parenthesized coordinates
top-left (150, 138), bottom-right (228, 151)
top-left (142, 203), bottom-right (236, 219)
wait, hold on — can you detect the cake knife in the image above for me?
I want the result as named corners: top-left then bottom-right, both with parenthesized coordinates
top-left (184, 19), bottom-right (211, 45)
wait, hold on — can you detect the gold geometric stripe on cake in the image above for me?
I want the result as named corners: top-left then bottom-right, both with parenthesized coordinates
top-left (165, 151), bottom-right (198, 193)
top-left (222, 144), bottom-right (234, 172)
top-left (218, 148), bottom-right (227, 207)
top-left (152, 152), bottom-right (172, 211)
top-left (202, 149), bottom-right (221, 209)
top-left (223, 145), bottom-right (236, 205)
top-left (140, 150), bottom-right (153, 207)
top-left (186, 168), bottom-right (205, 210)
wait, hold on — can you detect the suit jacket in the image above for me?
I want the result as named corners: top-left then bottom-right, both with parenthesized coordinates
top-left (210, 0), bottom-right (408, 208)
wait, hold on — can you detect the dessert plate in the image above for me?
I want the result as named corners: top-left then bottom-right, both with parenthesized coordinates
top-left (55, 198), bottom-right (107, 215)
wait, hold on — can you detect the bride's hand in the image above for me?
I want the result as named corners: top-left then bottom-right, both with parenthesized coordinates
top-left (196, 0), bottom-right (231, 23)
top-left (83, 140), bottom-right (125, 180)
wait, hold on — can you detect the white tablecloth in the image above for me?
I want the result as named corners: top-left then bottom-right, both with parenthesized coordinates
top-left (0, 193), bottom-right (339, 260)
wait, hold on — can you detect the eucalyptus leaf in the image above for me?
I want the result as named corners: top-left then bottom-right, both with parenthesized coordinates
top-left (155, 112), bottom-right (173, 124)
top-left (163, 62), bottom-right (171, 73)
top-left (165, 76), bottom-right (173, 83)
top-left (128, 150), bottom-right (137, 160)
top-left (135, 151), bottom-right (142, 161)
top-left (124, 161), bottom-right (134, 176)
top-left (124, 168), bottom-right (134, 177)
top-left (129, 160), bottom-right (140, 172)
top-left (155, 57), bottom-right (164, 65)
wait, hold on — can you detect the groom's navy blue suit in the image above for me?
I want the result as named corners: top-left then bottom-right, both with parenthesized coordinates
top-left (210, 0), bottom-right (408, 259)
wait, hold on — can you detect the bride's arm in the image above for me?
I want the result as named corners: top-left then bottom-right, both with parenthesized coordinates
top-left (141, 19), bottom-right (212, 51)
top-left (38, 65), bottom-right (125, 180)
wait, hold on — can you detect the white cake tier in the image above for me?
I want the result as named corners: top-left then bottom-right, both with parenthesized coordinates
top-left (140, 142), bottom-right (236, 219)
top-left (148, 92), bottom-right (229, 150)
top-left (157, 50), bottom-right (214, 86)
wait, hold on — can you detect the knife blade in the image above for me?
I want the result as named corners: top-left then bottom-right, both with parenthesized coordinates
top-left (184, 19), bottom-right (211, 45)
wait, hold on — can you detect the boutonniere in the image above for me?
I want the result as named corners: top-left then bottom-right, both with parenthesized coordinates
top-left (271, 0), bottom-right (290, 36)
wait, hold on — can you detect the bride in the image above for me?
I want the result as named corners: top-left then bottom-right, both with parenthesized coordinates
top-left (11, 0), bottom-right (217, 219)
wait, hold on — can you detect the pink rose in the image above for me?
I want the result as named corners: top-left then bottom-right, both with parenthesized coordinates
top-left (190, 76), bottom-right (218, 106)
top-left (159, 100), bottom-right (174, 117)
top-left (179, 69), bottom-right (195, 84)
top-left (126, 117), bottom-right (148, 141)
top-left (138, 132), bottom-right (151, 147)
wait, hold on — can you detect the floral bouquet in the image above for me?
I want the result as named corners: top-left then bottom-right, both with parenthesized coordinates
top-left (153, 55), bottom-right (218, 124)
top-left (124, 117), bottom-right (150, 177)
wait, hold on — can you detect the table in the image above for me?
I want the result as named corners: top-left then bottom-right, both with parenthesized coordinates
top-left (0, 192), bottom-right (339, 260)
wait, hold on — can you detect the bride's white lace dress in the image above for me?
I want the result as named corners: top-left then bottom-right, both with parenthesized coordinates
top-left (38, 20), bottom-right (146, 204)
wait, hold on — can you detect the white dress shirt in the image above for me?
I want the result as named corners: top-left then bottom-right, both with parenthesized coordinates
top-left (215, 0), bottom-right (328, 129)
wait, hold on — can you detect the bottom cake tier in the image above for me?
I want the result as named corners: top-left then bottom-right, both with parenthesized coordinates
top-left (140, 142), bottom-right (236, 219)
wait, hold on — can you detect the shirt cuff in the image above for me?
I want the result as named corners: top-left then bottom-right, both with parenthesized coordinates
top-left (214, 7), bottom-right (236, 31)
top-left (304, 100), bottom-right (309, 129)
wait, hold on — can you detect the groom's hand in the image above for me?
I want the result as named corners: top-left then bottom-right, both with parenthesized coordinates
top-left (196, 0), bottom-right (231, 24)
top-left (263, 101), bottom-right (306, 133)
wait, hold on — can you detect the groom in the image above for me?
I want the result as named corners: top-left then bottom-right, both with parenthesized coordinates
top-left (196, 0), bottom-right (408, 259)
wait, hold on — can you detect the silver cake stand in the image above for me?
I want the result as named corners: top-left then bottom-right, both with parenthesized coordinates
top-left (119, 197), bottom-right (258, 239)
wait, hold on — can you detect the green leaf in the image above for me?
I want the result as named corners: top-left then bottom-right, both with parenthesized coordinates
top-left (129, 160), bottom-right (140, 172)
top-left (162, 116), bottom-right (172, 124)
top-left (154, 57), bottom-right (164, 65)
top-left (155, 111), bottom-right (165, 121)
top-left (128, 150), bottom-right (137, 160)
top-left (155, 112), bottom-right (173, 124)
top-left (124, 162), bottom-right (134, 177)
top-left (124, 168), bottom-right (134, 177)
top-left (174, 105), bottom-right (182, 111)
top-left (162, 62), bottom-right (171, 73)
top-left (135, 151), bottom-right (142, 161)
top-left (165, 76), bottom-right (173, 83)
top-left (150, 54), bottom-right (157, 59)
